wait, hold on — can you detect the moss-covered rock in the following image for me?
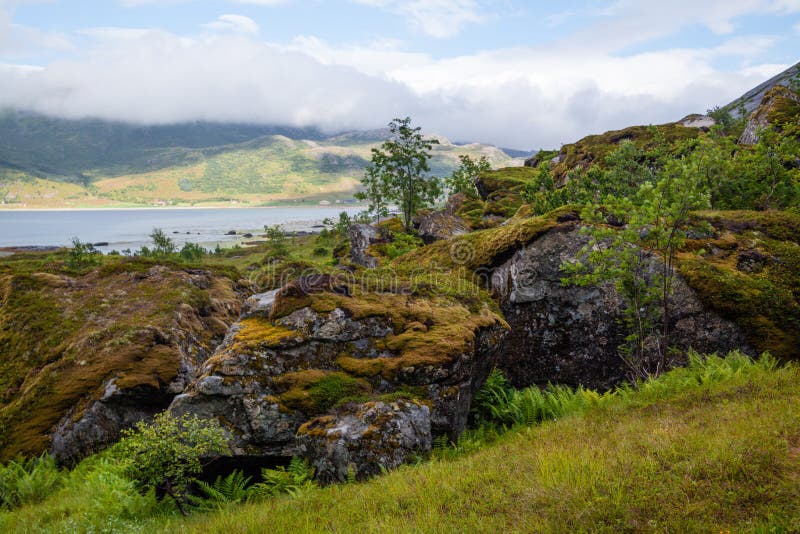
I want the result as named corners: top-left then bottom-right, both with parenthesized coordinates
top-left (0, 260), bottom-right (243, 464)
top-left (297, 399), bottom-right (431, 485)
top-left (676, 211), bottom-right (800, 360)
top-left (739, 85), bottom-right (800, 145)
top-left (548, 122), bottom-right (700, 183)
top-left (169, 271), bottom-right (507, 460)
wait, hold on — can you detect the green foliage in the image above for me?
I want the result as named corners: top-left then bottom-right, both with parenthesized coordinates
top-left (562, 134), bottom-right (711, 378)
top-left (263, 224), bottom-right (288, 258)
top-left (312, 245), bottom-right (329, 257)
top-left (362, 117), bottom-right (442, 232)
top-left (384, 232), bottom-right (423, 259)
top-left (0, 454), bottom-right (62, 509)
top-left (304, 374), bottom-right (368, 414)
top-left (472, 369), bottom-right (605, 428)
top-left (355, 165), bottom-right (390, 222)
top-left (149, 228), bottom-right (177, 256)
top-left (65, 237), bottom-right (101, 271)
top-left (248, 457), bottom-right (316, 500)
top-left (446, 154), bottom-right (492, 197)
top-left (190, 470), bottom-right (252, 511)
top-left (116, 412), bottom-right (229, 515)
top-left (179, 242), bottom-right (207, 262)
top-left (707, 104), bottom-right (747, 138)
top-left (473, 352), bottom-right (777, 431)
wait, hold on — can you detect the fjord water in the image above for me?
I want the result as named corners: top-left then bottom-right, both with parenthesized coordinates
top-left (0, 206), bottom-right (362, 251)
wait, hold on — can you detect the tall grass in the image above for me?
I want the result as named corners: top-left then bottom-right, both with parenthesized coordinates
top-left (472, 350), bottom-right (777, 430)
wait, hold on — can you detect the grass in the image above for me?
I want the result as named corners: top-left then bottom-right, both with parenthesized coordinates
top-left (2, 352), bottom-right (796, 532)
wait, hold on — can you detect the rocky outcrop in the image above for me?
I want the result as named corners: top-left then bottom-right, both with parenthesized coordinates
top-left (349, 224), bottom-right (381, 268)
top-left (0, 265), bottom-right (243, 465)
top-left (298, 400), bottom-right (431, 485)
top-left (168, 274), bottom-right (507, 470)
top-left (415, 194), bottom-right (470, 243)
top-left (724, 60), bottom-right (800, 116)
top-left (490, 225), bottom-right (747, 389)
top-left (739, 85), bottom-right (800, 145)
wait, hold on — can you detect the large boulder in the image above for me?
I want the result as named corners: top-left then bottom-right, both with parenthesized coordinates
top-left (298, 400), bottom-right (432, 485)
top-left (169, 274), bottom-right (507, 469)
top-left (490, 224), bottom-right (748, 389)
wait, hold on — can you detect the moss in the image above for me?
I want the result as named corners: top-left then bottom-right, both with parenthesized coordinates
top-left (676, 214), bottom-right (800, 360)
top-left (395, 210), bottom-right (562, 271)
top-left (375, 217), bottom-right (404, 235)
top-left (552, 122), bottom-right (700, 181)
top-left (336, 355), bottom-right (386, 377)
top-left (230, 318), bottom-right (300, 352)
top-left (276, 371), bottom-right (371, 416)
top-left (758, 86), bottom-right (800, 127)
top-left (693, 210), bottom-right (800, 245)
top-left (0, 257), bottom-right (241, 461)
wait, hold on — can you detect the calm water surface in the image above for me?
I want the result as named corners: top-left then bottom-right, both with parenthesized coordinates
top-left (0, 206), bottom-right (362, 251)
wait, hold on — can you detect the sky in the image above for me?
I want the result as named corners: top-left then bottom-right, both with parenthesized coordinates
top-left (0, 1), bottom-right (799, 149)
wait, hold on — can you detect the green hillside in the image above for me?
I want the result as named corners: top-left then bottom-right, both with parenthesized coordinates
top-left (0, 114), bottom-right (521, 208)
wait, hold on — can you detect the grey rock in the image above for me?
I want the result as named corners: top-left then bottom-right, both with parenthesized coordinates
top-left (490, 225), bottom-right (747, 389)
top-left (349, 224), bottom-right (381, 268)
top-left (241, 289), bottom-right (279, 319)
top-left (415, 194), bottom-right (470, 243)
top-left (298, 400), bottom-right (432, 485)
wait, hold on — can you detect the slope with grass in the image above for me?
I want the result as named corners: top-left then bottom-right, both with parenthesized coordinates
top-left (1, 353), bottom-right (797, 533)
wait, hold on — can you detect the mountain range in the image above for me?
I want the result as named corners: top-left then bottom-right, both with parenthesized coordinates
top-left (0, 113), bottom-right (524, 208)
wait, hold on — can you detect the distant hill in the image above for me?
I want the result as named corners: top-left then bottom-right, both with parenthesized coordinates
top-left (0, 112), bottom-right (522, 208)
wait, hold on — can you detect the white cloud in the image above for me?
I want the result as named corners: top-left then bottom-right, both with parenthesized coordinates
top-left (202, 14), bottom-right (259, 35)
top-left (353, 0), bottom-right (485, 38)
top-left (0, 0), bottom-right (796, 148)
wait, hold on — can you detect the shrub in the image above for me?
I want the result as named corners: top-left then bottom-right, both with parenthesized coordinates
top-left (149, 228), bottom-right (177, 256)
top-left (179, 242), bottom-right (206, 262)
top-left (384, 233), bottom-right (423, 259)
top-left (115, 412), bottom-right (229, 516)
top-left (65, 237), bottom-right (101, 271)
top-left (264, 225), bottom-right (288, 257)
top-left (312, 245), bottom-right (329, 257)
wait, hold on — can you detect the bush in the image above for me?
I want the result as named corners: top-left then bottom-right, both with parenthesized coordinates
top-left (115, 412), bottom-right (229, 516)
top-left (385, 233), bottom-right (423, 259)
top-left (65, 237), bottom-right (101, 271)
top-left (149, 228), bottom-right (177, 256)
top-left (264, 225), bottom-right (288, 257)
top-left (179, 242), bottom-right (206, 262)
top-left (312, 245), bottom-right (329, 257)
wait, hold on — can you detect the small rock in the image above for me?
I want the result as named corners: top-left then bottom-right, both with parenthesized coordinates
top-left (737, 250), bottom-right (768, 273)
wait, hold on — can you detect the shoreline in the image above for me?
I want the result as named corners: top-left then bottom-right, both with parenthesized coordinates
top-left (0, 204), bottom-right (367, 213)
